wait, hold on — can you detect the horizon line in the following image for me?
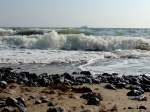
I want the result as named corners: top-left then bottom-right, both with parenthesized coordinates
top-left (1, 26), bottom-right (150, 29)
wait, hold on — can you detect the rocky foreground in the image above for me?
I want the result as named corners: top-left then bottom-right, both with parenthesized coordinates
top-left (0, 67), bottom-right (149, 112)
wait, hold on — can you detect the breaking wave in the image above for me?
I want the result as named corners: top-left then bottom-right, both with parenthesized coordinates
top-left (0, 28), bottom-right (14, 36)
top-left (1, 30), bottom-right (150, 51)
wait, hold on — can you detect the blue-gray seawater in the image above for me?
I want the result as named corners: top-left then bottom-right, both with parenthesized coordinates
top-left (1, 27), bottom-right (150, 75)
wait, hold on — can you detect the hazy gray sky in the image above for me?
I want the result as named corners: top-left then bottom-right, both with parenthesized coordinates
top-left (0, 0), bottom-right (150, 28)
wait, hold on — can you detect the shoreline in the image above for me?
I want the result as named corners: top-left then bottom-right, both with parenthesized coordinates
top-left (0, 67), bottom-right (149, 112)
top-left (0, 63), bottom-right (82, 75)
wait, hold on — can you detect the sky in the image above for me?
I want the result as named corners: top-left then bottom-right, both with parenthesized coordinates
top-left (0, 0), bottom-right (150, 28)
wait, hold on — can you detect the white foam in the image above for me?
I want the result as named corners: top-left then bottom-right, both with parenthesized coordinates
top-left (0, 48), bottom-right (150, 75)
top-left (0, 28), bottom-right (14, 36)
top-left (1, 31), bottom-right (150, 51)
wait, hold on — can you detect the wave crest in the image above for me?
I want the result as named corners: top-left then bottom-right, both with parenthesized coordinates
top-left (0, 28), bottom-right (14, 36)
top-left (1, 30), bottom-right (150, 51)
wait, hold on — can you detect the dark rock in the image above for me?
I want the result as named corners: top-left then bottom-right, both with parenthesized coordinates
top-left (41, 98), bottom-right (49, 103)
top-left (141, 84), bottom-right (150, 92)
top-left (16, 97), bottom-right (26, 107)
top-left (87, 97), bottom-right (100, 105)
top-left (61, 73), bottom-right (74, 81)
top-left (128, 107), bottom-right (134, 109)
top-left (28, 96), bottom-right (35, 100)
top-left (47, 101), bottom-right (55, 106)
top-left (76, 77), bottom-right (92, 84)
top-left (127, 90), bottom-right (143, 96)
top-left (40, 96), bottom-right (47, 100)
top-left (115, 82), bottom-right (126, 89)
top-left (47, 107), bottom-right (65, 112)
top-left (139, 96), bottom-right (147, 101)
top-left (80, 92), bottom-right (102, 105)
top-left (141, 75), bottom-right (150, 85)
top-left (112, 73), bottom-right (119, 76)
top-left (102, 73), bottom-right (111, 77)
top-left (38, 77), bottom-right (49, 87)
top-left (0, 81), bottom-right (7, 88)
top-left (80, 71), bottom-right (92, 77)
top-left (128, 95), bottom-right (147, 101)
top-left (35, 100), bottom-right (42, 104)
top-left (91, 78), bottom-right (100, 84)
top-left (104, 84), bottom-right (116, 90)
top-left (127, 85), bottom-right (144, 94)
top-left (5, 97), bottom-right (27, 112)
top-left (6, 97), bottom-right (18, 107)
top-left (72, 72), bottom-right (78, 75)
top-left (138, 105), bottom-right (147, 110)
top-left (40, 97), bottom-right (49, 103)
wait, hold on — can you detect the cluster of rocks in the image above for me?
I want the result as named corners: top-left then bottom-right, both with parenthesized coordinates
top-left (0, 95), bottom-right (64, 112)
top-left (0, 96), bottom-right (26, 112)
top-left (0, 67), bottom-right (149, 111)
top-left (99, 73), bottom-right (150, 101)
top-left (0, 67), bottom-right (150, 101)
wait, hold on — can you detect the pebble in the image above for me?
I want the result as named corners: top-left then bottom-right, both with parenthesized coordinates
top-left (138, 105), bottom-right (147, 110)
top-left (104, 84), bottom-right (116, 90)
top-left (47, 106), bottom-right (65, 112)
top-left (35, 100), bottom-right (42, 104)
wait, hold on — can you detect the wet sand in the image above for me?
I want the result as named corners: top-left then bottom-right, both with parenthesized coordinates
top-left (0, 63), bottom-right (81, 75)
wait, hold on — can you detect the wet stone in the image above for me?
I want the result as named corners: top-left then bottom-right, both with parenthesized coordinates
top-left (127, 90), bottom-right (143, 96)
top-left (0, 81), bottom-right (7, 88)
top-left (41, 98), bottom-right (49, 103)
top-left (35, 100), bottom-right (42, 104)
top-left (104, 84), bottom-right (116, 90)
top-left (80, 71), bottom-right (92, 77)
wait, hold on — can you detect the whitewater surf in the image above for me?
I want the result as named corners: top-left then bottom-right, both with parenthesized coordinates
top-left (1, 27), bottom-right (150, 75)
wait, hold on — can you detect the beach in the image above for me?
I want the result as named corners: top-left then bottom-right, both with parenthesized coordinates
top-left (0, 67), bottom-right (149, 112)
top-left (0, 28), bottom-right (150, 112)
top-left (1, 0), bottom-right (150, 111)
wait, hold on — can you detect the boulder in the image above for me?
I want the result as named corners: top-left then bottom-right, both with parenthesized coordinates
top-left (127, 90), bottom-right (143, 96)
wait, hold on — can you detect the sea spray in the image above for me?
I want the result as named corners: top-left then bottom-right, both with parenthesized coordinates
top-left (1, 30), bottom-right (150, 51)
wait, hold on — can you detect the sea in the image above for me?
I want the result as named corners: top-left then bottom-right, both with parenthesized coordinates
top-left (0, 27), bottom-right (150, 75)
